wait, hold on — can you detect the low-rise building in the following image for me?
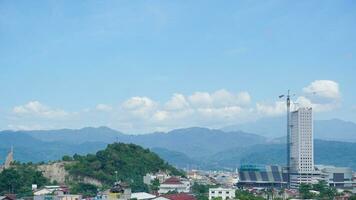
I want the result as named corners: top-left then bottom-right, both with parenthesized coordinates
top-left (131, 192), bottom-right (156, 200)
top-left (316, 165), bottom-right (354, 189)
top-left (237, 165), bottom-right (288, 188)
top-left (144, 172), bottom-right (170, 185)
top-left (34, 186), bottom-right (69, 196)
top-left (158, 177), bottom-right (190, 194)
top-left (154, 193), bottom-right (196, 200)
top-left (34, 194), bottom-right (81, 200)
top-left (209, 188), bottom-right (235, 200)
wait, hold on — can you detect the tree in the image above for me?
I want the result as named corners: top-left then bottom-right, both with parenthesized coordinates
top-left (62, 155), bottom-right (73, 161)
top-left (191, 183), bottom-right (215, 200)
top-left (235, 189), bottom-right (264, 200)
top-left (0, 163), bottom-right (49, 197)
top-left (299, 184), bottom-right (313, 199)
top-left (70, 183), bottom-right (98, 197)
top-left (312, 180), bottom-right (337, 200)
top-left (349, 195), bottom-right (356, 200)
top-left (150, 178), bottom-right (160, 192)
top-left (66, 143), bottom-right (184, 192)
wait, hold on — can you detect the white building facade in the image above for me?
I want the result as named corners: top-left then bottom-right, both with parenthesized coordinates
top-left (209, 188), bottom-right (235, 200)
top-left (290, 107), bottom-right (317, 188)
top-left (158, 177), bottom-right (190, 194)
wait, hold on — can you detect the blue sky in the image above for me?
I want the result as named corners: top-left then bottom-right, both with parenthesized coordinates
top-left (0, 1), bottom-right (355, 133)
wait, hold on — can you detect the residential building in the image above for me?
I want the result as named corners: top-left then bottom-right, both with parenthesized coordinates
top-left (158, 177), bottom-right (190, 194)
top-left (0, 195), bottom-right (16, 200)
top-left (290, 107), bottom-right (316, 188)
top-left (154, 193), bottom-right (196, 200)
top-left (144, 172), bottom-right (170, 185)
top-left (131, 192), bottom-right (156, 200)
top-left (34, 195), bottom-right (81, 200)
top-left (34, 186), bottom-right (69, 196)
top-left (209, 188), bottom-right (235, 200)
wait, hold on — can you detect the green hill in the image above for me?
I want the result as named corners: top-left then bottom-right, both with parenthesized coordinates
top-left (65, 143), bottom-right (184, 192)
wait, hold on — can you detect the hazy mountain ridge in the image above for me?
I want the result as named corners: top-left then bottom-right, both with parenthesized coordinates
top-left (223, 118), bottom-right (356, 142)
top-left (26, 127), bottom-right (266, 158)
top-left (1, 119), bottom-right (355, 170)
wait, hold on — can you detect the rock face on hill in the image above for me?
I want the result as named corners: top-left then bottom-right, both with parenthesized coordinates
top-left (38, 162), bottom-right (69, 184)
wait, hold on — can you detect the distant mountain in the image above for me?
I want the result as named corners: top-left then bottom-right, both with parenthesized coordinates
top-left (1, 126), bottom-right (356, 170)
top-left (128, 127), bottom-right (266, 158)
top-left (314, 119), bottom-right (356, 142)
top-left (26, 127), bottom-right (124, 144)
top-left (223, 118), bottom-right (356, 142)
top-left (151, 147), bottom-right (198, 169)
top-left (0, 131), bottom-right (106, 163)
top-left (23, 127), bottom-right (267, 159)
top-left (205, 139), bottom-right (356, 170)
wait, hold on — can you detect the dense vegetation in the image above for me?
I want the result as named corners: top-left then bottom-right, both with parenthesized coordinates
top-left (70, 183), bottom-right (98, 198)
top-left (0, 162), bottom-right (49, 197)
top-left (191, 183), bottom-right (218, 200)
top-left (235, 190), bottom-right (264, 200)
top-left (298, 181), bottom-right (355, 200)
top-left (65, 143), bottom-right (184, 192)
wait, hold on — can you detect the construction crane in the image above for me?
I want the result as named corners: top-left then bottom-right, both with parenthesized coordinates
top-left (279, 90), bottom-right (294, 188)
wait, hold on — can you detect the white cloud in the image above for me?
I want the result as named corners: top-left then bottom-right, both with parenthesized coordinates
top-left (303, 80), bottom-right (340, 100)
top-left (296, 80), bottom-right (341, 112)
top-left (165, 93), bottom-right (189, 110)
top-left (96, 104), bottom-right (113, 112)
top-left (188, 92), bottom-right (213, 108)
top-left (13, 101), bottom-right (69, 119)
top-left (122, 97), bottom-right (157, 119)
top-left (296, 96), bottom-right (337, 112)
top-left (4, 80), bottom-right (343, 133)
top-left (256, 101), bottom-right (285, 117)
top-left (7, 124), bottom-right (47, 131)
top-left (188, 89), bottom-right (251, 108)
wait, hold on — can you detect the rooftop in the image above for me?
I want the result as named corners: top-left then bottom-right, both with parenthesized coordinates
top-left (162, 177), bottom-right (183, 185)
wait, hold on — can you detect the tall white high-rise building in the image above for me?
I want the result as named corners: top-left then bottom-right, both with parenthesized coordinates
top-left (289, 107), bottom-right (316, 188)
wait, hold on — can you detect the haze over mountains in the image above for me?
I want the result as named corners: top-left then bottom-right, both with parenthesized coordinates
top-left (223, 117), bottom-right (356, 142)
top-left (1, 118), bottom-right (356, 170)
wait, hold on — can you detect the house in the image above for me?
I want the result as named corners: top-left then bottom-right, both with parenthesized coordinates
top-left (34, 194), bottom-right (82, 200)
top-left (97, 182), bottom-right (131, 200)
top-left (158, 177), bottom-right (190, 194)
top-left (209, 188), bottom-right (235, 200)
top-left (0, 195), bottom-right (16, 200)
top-left (154, 193), bottom-right (196, 200)
top-left (34, 185), bottom-right (69, 196)
top-left (131, 192), bottom-right (156, 200)
top-left (144, 172), bottom-right (170, 185)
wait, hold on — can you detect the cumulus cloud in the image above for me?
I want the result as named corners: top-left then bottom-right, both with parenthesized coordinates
top-left (96, 104), bottom-right (113, 112)
top-left (188, 89), bottom-right (251, 108)
top-left (165, 93), bottom-right (189, 110)
top-left (297, 80), bottom-right (341, 112)
top-left (303, 80), bottom-right (340, 101)
top-left (13, 101), bottom-right (69, 119)
top-left (256, 101), bottom-right (285, 116)
top-left (122, 97), bottom-right (157, 119)
top-left (4, 80), bottom-right (343, 133)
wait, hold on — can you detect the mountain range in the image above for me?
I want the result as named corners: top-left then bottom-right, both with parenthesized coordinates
top-left (1, 118), bottom-right (356, 170)
top-left (223, 118), bottom-right (356, 142)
